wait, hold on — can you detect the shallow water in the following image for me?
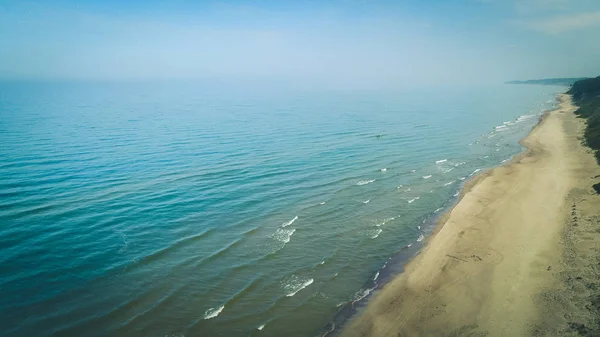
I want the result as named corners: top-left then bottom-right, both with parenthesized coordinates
top-left (0, 81), bottom-right (563, 336)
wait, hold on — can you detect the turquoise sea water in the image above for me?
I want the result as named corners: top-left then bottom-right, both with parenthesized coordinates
top-left (0, 82), bottom-right (564, 336)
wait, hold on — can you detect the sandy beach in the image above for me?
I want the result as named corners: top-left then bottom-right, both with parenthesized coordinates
top-left (342, 94), bottom-right (600, 337)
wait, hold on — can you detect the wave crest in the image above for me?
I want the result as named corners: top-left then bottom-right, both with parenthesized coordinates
top-left (370, 228), bottom-right (383, 239)
top-left (272, 228), bottom-right (296, 244)
top-left (281, 216), bottom-right (298, 227)
top-left (204, 305), bottom-right (224, 320)
top-left (284, 276), bottom-right (314, 297)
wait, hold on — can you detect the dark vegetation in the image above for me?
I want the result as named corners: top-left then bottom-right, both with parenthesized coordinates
top-left (563, 76), bottom-right (600, 337)
top-left (505, 78), bottom-right (588, 86)
top-left (568, 76), bottom-right (600, 164)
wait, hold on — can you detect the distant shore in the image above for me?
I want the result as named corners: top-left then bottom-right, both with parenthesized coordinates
top-left (340, 94), bottom-right (600, 337)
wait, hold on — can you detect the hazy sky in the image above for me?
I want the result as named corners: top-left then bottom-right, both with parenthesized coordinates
top-left (1, 0), bottom-right (599, 86)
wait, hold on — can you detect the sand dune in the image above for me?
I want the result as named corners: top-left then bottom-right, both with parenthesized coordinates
top-left (342, 94), bottom-right (600, 337)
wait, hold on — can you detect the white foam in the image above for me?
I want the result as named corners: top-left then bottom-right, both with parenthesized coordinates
top-left (423, 175), bottom-right (432, 179)
top-left (407, 197), bottom-right (420, 204)
top-left (353, 287), bottom-right (374, 302)
top-left (204, 305), bottom-right (224, 320)
top-left (417, 233), bottom-right (425, 242)
top-left (442, 167), bottom-right (454, 173)
top-left (319, 201), bottom-right (326, 205)
top-left (363, 199), bottom-right (370, 204)
top-left (469, 168), bottom-right (481, 176)
top-left (272, 228), bottom-right (296, 244)
top-left (375, 217), bottom-right (396, 227)
top-left (371, 228), bottom-right (383, 239)
top-left (459, 177), bottom-right (466, 181)
top-left (356, 179), bottom-right (375, 186)
top-left (501, 159), bottom-right (508, 163)
top-left (444, 181), bottom-right (455, 186)
top-left (454, 192), bottom-right (459, 197)
top-left (410, 169), bottom-right (416, 172)
top-left (258, 324), bottom-right (266, 330)
top-left (407, 243), bottom-right (413, 247)
top-left (518, 114), bottom-right (534, 121)
top-left (397, 184), bottom-right (403, 188)
top-left (380, 168), bottom-right (387, 172)
top-left (320, 260), bottom-right (325, 265)
top-left (435, 159), bottom-right (447, 164)
top-left (285, 278), bottom-right (314, 297)
top-left (435, 207), bottom-right (443, 213)
top-left (495, 125), bottom-right (507, 131)
top-left (281, 216), bottom-right (298, 227)
top-left (374, 271), bottom-right (380, 281)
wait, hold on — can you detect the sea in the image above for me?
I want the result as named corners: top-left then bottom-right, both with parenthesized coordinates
top-left (0, 81), bottom-right (565, 337)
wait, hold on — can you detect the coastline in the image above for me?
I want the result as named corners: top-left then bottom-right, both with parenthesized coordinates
top-left (339, 93), bottom-right (600, 337)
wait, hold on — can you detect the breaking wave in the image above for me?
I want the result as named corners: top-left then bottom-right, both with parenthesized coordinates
top-left (281, 216), bottom-right (298, 227)
top-left (284, 277), bottom-right (314, 297)
top-left (353, 287), bottom-right (374, 303)
top-left (272, 228), bottom-right (296, 244)
top-left (375, 217), bottom-right (396, 227)
top-left (204, 305), bottom-right (225, 320)
top-left (370, 228), bottom-right (383, 239)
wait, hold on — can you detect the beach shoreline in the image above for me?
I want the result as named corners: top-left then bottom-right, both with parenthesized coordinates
top-left (340, 93), bottom-right (600, 337)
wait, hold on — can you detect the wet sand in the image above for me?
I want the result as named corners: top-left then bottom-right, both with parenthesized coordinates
top-left (341, 94), bottom-right (600, 337)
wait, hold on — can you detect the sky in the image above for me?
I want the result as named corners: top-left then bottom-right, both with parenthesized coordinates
top-left (0, 0), bottom-right (599, 87)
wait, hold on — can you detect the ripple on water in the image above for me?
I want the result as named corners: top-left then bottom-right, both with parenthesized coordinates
top-left (0, 82), bottom-right (561, 337)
